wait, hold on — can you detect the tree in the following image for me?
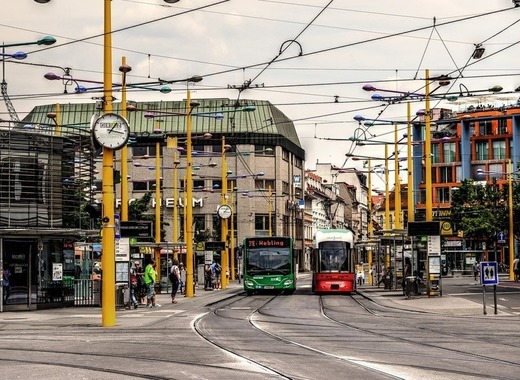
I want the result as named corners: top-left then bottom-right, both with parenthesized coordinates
top-left (450, 179), bottom-right (508, 243)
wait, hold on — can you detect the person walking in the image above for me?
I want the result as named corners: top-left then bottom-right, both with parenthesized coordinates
top-left (144, 258), bottom-right (161, 308)
top-left (179, 262), bottom-right (186, 295)
top-left (169, 259), bottom-right (180, 304)
top-left (513, 255), bottom-right (520, 282)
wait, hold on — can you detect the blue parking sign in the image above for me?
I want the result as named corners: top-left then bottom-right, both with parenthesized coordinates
top-left (480, 261), bottom-right (499, 286)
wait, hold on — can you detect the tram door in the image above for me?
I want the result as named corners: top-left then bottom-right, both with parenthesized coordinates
top-left (3, 240), bottom-right (37, 308)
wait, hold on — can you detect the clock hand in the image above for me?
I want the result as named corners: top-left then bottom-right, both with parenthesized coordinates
top-left (108, 122), bottom-right (119, 133)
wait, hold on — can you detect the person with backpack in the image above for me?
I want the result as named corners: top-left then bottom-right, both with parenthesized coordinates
top-left (211, 261), bottom-right (222, 289)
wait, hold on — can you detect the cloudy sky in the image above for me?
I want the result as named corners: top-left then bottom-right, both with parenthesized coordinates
top-left (2, 0), bottom-right (520, 186)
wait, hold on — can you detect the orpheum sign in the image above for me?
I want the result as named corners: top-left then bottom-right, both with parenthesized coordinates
top-left (116, 197), bottom-right (204, 208)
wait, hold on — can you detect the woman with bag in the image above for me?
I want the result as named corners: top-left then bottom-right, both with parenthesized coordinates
top-left (169, 259), bottom-right (180, 304)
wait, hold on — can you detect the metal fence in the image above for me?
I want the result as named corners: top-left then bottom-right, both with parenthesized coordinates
top-left (74, 279), bottom-right (101, 307)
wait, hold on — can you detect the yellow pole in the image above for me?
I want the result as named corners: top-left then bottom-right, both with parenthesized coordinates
top-left (385, 145), bottom-right (390, 230)
top-left (230, 182), bottom-right (236, 281)
top-left (221, 137), bottom-right (229, 289)
top-left (425, 69), bottom-right (433, 221)
top-left (185, 91), bottom-right (195, 298)
top-left (101, 0), bottom-right (115, 327)
top-left (394, 123), bottom-right (402, 229)
top-left (367, 159), bottom-right (373, 285)
top-left (407, 102), bottom-right (414, 223)
top-left (509, 159), bottom-right (515, 281)
top-left (120, 57), bottom-right (129, 222)
top-left (155, 140), bottom-right (161, 277)
top-left (170, 137), bottom-right (179, 260)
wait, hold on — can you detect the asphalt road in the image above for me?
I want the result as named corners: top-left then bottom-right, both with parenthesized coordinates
top-left (0, 275), bottom-right (519, 379)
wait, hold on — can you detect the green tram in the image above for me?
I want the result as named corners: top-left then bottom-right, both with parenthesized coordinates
top-left (242, 236), bottom-right (297, 295)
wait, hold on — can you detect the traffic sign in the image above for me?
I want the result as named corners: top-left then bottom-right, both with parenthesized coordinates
top-left (497, 232), bottom-right (506, 244)
top-left (480, 261), bottom-right (499, 286)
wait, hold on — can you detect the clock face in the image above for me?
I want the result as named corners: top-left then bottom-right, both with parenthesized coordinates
top-left (218, 205), bottom-right (232, 219)
top-left (93, 113), bottom-right (130, 150)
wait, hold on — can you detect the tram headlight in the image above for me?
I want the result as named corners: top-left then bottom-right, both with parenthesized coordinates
top-left (244, 280), bottom-right (254, 288)
top-left (283, 279), bottom-right (293, 287)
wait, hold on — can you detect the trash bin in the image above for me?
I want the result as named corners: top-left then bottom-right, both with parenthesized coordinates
top-left (404, 276), bottom-right (418, 298)
top-left (115, 284), bottom-right (126, 308)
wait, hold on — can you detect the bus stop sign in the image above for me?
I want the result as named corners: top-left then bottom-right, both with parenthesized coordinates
top-left (480, 261), bottom-right (499, 286)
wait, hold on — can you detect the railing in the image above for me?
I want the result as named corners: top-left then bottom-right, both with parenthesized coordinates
top-left (74, 279), bottom-right (101, 307)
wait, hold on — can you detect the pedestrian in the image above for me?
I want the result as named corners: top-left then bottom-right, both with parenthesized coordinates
top-left (169, 259), bottom-right (180, 304)
top-left (402, 257), bottom-right (412, 295)
top-left (129, 262), bottom-right (140, 309)
top-left (2, 266), bottom-right (11, 304)
top-left (144, 258), bottom-right (161, 308)
top-left (204, 264), bottom-right (213, 290)
top-left (179, 262), bottom-right (186, 294)
top-left (211, 261), bottom-right (222, 289)
top-left (513, 255), bottom-right (520, 282)
top-left (473, 261), bottom-right (480, 282)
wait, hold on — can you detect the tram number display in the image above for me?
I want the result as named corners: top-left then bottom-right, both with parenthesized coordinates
top-left (246, 237), bottom-right (290, 248)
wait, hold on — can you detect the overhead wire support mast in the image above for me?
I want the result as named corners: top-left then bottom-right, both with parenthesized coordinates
top-left (1, 49), bottom-right (20, 122)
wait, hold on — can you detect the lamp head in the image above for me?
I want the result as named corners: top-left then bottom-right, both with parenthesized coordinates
top-left (362, 84), bottom-right (377, 92)
top-left (34, 0), bottom-right (51, 3)
top-left (119, 63), bottom-right (132, 74)
top-left (44, 72), bottom-right (61, 81)
top-left (37, 36), bottom-right (56, 45)
top-left (188, 75), bottom-right (203, 83)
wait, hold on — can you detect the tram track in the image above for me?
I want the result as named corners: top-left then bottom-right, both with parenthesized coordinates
top-left (196, 291), bottom-right (519, 379)
top-left (194, 293), bottom-right (405, 379)
top-left (319, 294), bottom-right (520, 379)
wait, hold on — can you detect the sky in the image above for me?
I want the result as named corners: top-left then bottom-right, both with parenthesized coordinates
top-left (2, 0), bottom-right (520, 189)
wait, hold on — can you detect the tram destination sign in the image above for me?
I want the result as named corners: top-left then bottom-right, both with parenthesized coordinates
top-left (408, 221), bottom-right (440, 236)
top-left (120, 221), bottom-right (153, 238)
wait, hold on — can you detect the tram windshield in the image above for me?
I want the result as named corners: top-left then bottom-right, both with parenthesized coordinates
top-left (245, 247), bottom-right (291, 275)
top-left (318, 241), bottom-right (351, 272)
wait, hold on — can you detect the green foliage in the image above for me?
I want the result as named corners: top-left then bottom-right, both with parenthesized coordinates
top-left (450, 179), bottom-right (509, 241)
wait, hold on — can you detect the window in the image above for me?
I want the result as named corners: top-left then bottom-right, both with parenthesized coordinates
top-left (0, 158), bottom-right (44, 203)
top-left (498, 119), bottom-right (507, 134)
top-left (255, 179), bottom-right (275, 191)
top-left (492, 140), bottom-right (506, 159)
top-left (436, 187), bottom-right (451, 203)
top-left (132, 145), bottom-right (160, 157)
top-left (282, 149), bottom-right (289, 161)
top-left (255, 145), bottom-right (274, 156)
top-left (443, 142), bottom-right (456, 163)
top-left (468, 121), bottom-right (475, 137)
top-left (455, 165), bottom-right (462, 182)
top-left (193, 179), bottom-right (205, 190)
top-left (431, 144), bottom-right (440, 164)
top-left (212, 179), bottom-right (222, 190)
top-left (478, 120), bottom-right (492, 135)
top-left (254, 214), bottom-right (270, 235)
top-left (439, 167), bottom-right (453, 183)
top-left (475, 141), bottom-right (488, 160)
top-left (282, 181), bottom-right (290, 195)
top-left (294, 156), bottom-right (303, 169)
top-left (132, 180), bottom-right (157, 191)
